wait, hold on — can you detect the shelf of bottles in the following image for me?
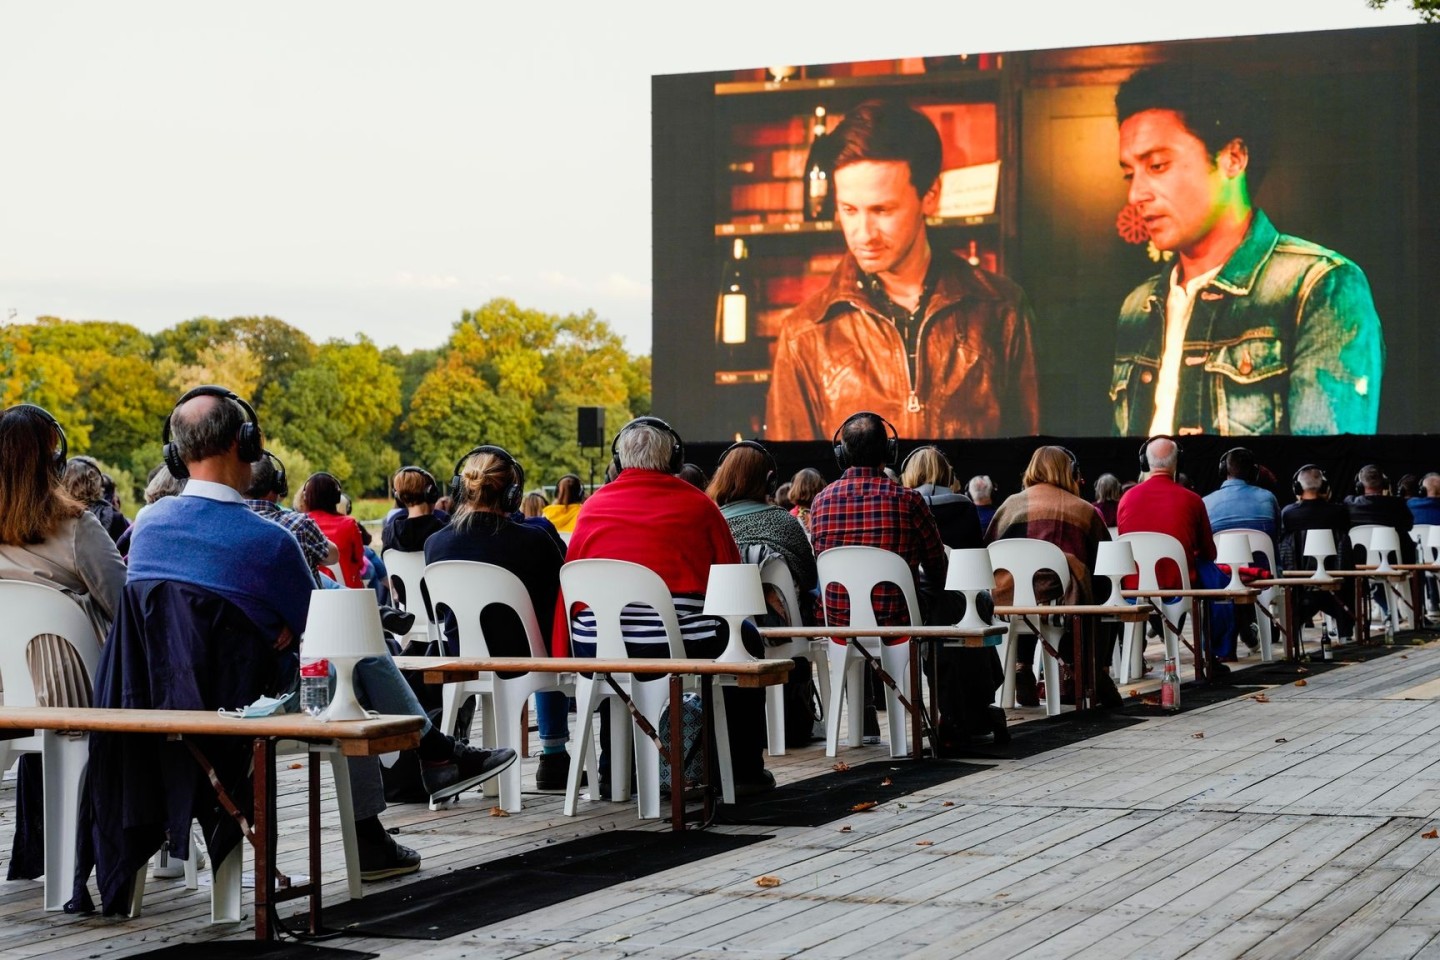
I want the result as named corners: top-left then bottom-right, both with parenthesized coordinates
top-left (711, 56), bottom-right (1007, 388)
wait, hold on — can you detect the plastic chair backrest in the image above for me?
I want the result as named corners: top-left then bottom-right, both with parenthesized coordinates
top-left (1119, 531), bottom-right (1194, 591)
top-left (1414, 524), bottom-right (1436, 562)
top-left (560, 559), bottom-right (686, 659)
top-left (986, 538), bottom-right (1072, 606)
top-left (1349, 524), bottom-right (1403, 564)
top-left (0, 580), bottom-right (102, 708)
top-left (816, 546), bottom-right (921, 629)
top-left (422, 560), bottom-right (548, 658)
top-left (382, 549), bottom-right (429, 616)
top-left (1215, 526), bottom-right (1276, 572)
top-left (759, 556), bottom-right (803, 627)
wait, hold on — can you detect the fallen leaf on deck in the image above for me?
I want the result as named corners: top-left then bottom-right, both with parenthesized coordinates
top-left (288, 763), bottom-right (303, 770)
top-left (1275, 738), bottom-right (1288, 743)
top-left (881, 777), bottom-right (893, 786)
top-left (1402, 655), bottom-right (1411, 659)
top-left (1423, 829), bottom-right (1438, 839)
top-left (489, 806), bottom-right (509, 818)
top-left (1296, 667), bottom-right (1310, 674)
top-left (1129, 689), bottom-right (1139, 697)
top-left (943, 801), bottom-right (955, 807)
top-left (1252, 693), bottom-right (1271, 703)
top-left (755, 875), bottom-right (783, 887)
top-left (1141, 696), bottom-right (1160, 707)
top-left (832, 762), bottom-right (851, 773)
top-left (839, 825), bottom-right (852, 833)
top-left (995, 892), bottom-right (1010, 898)
top-left (1295, 679), bottom-right (1308, 687)
top-left (916, 840), bottom-right (935, 846)
top-left (1191, 732), bottom-right (1205, 739)
top-left (851, 801), bottom-right (879, 812)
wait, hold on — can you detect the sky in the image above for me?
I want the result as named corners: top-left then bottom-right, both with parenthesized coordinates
top-left (0, 1), bottom-right (1423, 356)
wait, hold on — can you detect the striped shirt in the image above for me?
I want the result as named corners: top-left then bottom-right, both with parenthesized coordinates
top-left (568, 593), bottom-right (721, 657)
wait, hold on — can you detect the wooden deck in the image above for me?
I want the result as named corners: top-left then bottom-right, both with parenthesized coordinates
top-left (7, 634), bottom-right (1440, 959)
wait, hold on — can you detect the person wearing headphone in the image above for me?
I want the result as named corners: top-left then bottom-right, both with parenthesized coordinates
top-left (300, 471), bottom-right (366, 588)
top-left (242, 453), bottom-right (340, 586)
top-left (542, 473), bottom-right (586, 533)
top-left (1346, 465), bottom-right (1416, 564)
top-left (61, 455), bottom-right (131, 545)
top-left (1202, 447), bottom-right (1281, 540)
top-left (900, 446), bottom-right (982, 549)
top-left (383, 466), bottom-right (447, 553)
top-left (555, 416), bottom-right (773, 797)
top-left (1279, 465), bottom-right (1355, 643)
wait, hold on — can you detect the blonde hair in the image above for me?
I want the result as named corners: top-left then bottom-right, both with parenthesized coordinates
top-left (451, 451), bottom-right (517, 530)
top-left (1021, 446), bottom-right (1081, 496)
top-left (900, 446), bottom-right (953, 490)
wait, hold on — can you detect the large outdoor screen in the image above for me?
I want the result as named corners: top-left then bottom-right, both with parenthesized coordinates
top-left (651, 25), bottom-right (1439, 442)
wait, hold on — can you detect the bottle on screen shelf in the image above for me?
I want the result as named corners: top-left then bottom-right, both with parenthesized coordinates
top-left (1160, 658), bottom-right (1180, 711)
top-left (803, 106), bottom-right (832, 222)
top-left (300, 658), bottom-right (331, 716)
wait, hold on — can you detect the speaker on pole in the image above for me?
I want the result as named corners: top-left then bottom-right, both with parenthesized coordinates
top-left (577, 407), bottom-right (605, 448)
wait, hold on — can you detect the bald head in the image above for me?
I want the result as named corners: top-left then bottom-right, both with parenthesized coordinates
top-left (1424, 473), bottom-right (1440, 497)
top-left (1145, 438), bottom-right (1179, 474)
top-left (171, 394), bottom-right (246, 466)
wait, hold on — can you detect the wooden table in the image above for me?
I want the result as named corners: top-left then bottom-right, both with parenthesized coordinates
top-left (1121, 588), bottom-right (1257, 683)
top-left (1251, 576), bottom-right (1344, 661)
top-left (996, 604), bottom-right (1151, 711)
top-left (393, 656), bottom-right (792, 830)
top-left (1283, 569), bottom-right (1403, 643)
top-left (0, 706), bottom-right (421, 941)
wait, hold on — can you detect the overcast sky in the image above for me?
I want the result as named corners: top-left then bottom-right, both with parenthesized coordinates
top-left (0, 1), bottom-right (1422, 355)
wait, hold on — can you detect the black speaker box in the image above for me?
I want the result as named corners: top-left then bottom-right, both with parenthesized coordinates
top-left (578, 407), bottom-right (605, 447)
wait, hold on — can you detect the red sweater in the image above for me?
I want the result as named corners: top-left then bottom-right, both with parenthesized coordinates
top-left (1116, 473), bottom-right (1216, 587)
top-left (308, 509), bottom-right (366, 589)
top-left (551, 469), bottom-right (740, 655)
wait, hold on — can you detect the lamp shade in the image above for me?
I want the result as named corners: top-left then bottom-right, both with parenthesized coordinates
top-left (1094, 540), bottom-right (1136, 578)
top-left (1303, 528), bottom-right (1337, 559)
top-left (302, 588), bottom-right (389, 660)
top-left (703, 564), bottom-right (767, 618)
top-left (1369, 527), bottom-right (1401, 569)
top-left (1216, 533), bottom-right (1254, 568)
top-left (944, 548), bottom-right (994, 592)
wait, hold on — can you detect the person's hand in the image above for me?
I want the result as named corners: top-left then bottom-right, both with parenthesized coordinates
top-left (275, 625), bottom-right (296, 652)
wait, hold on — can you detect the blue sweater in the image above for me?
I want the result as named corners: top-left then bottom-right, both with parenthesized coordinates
top-left (128, 494), bottom-right (313, 638)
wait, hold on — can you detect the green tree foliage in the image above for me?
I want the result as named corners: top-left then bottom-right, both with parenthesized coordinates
top-left (1366, 0), bottom-right (1439, 22)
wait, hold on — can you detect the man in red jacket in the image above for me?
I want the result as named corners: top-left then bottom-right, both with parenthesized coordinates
top-left (554, 416), bottom-right (772, 796)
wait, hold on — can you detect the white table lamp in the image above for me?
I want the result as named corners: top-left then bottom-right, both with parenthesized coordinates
top-left (944, 548), bottom-right (995, 631)
top-left (704, 564), bottom-right (767, 663)
top-left (1369, 527), bottom-right (1401, 574)
top-left (1304, 529), bottom-right (1337, 580)
top-left (1216, 533), bottom-right (1253, 592)
top-left (301, 588), bottom-right (388, 721)
top-left (1094, 540), bottom-right (1136, 605)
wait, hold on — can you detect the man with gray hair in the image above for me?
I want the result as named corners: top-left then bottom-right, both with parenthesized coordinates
top-left (1117, 438), bottom-right (1216, 587)
top-left (1279, 464), bottom-right (1355, 640)
top-left (967, 475), bottom-right (997, 532)
top-left (553, 416), bottom-right (773, 797)
top-left (1407, 473), bottom-right (1440, 527)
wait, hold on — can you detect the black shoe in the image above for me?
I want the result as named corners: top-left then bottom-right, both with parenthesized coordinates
top-left (422, 744), bottom-right (517, 805)
top-left (862, 705), bottom-right (881, 745)
top-left (1015, 667), bottom-right (1039, 707)
top-left (358, 833), bottom-right (421, 882)
top-left (988, 706), bottom-right (1011, 746)
top-left (535, 751), bottom-right (570, 792)
top-left (1095, 671), bottom-right (1124, 711)
top-left (733, 769), bottom-right (777, 798)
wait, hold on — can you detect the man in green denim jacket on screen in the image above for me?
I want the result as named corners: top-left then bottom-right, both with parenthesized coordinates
top-left (1110, 64), bottom-right (1384, 437)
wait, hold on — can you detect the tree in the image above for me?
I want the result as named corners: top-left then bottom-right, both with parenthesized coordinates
top-left (1366, 0), bottom-right (1439, 21)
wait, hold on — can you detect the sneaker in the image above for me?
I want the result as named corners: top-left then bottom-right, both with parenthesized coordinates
top-left (535, 751), bottom-right (570, 792)
top-left (862, 705), bottom-right (881, 745)
top-left (358, 833), bottom-right (421, 882)
top-left (422, 744), bottom-right (517, 806)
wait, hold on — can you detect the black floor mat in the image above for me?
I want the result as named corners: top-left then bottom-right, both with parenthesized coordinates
top-left (310, 830), bottom-right (767, 940)
top-left (717, 758), bottom-right (984, 827)
top-left (123, 944), bottom-right (376, 960)
top-left (944, 710), bottom-right (1147, 760)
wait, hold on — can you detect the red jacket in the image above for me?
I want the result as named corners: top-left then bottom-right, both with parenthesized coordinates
top-left (308, 509), bottom-right (366, 589)
top-left (551, 469), bottom-right (740, 655)
top-left (1116, 474), bottom-right (1216, 587)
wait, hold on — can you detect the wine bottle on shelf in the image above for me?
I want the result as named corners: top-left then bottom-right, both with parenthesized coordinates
top-left (965, 240), bottom-right (981, 267)
top-left (803, 106), bottom-right (833, 222)
top-left (715, 238), bottom-right (751, 346)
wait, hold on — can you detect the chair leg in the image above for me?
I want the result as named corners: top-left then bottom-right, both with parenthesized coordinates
top-left (709, 685), bottom-right (736, 804)
top-left (496, 688), bottom-right (527, 813)
top-left (326, 751), bottom-right (363, 900)
top-left (210, 846), bottom-right (242, 925)
top-left (631, 688), bottom-right (664, 820)
top-left (765, 682), bottom-right (786, 757)
top-left (1040, 627), bottom-right (1064, 717)
top-left (995, 622), bottom-right (1019, 708)
top-left (128, 865), bottom-right (147, 918)
top-left (808, 643), bottom-right (831, 727)
top-left (564, 676), bottom-right (601, 816)
top-left (439, 683), bottom-right (462, 739)
top-left (480, 693), bottom-right (501, 799)
top-left (879, 641), bottom-right (910, 757)
top-left (40, 732), bottom-right (88, 912)
top-left (824, 642), bottom-right (849, 757)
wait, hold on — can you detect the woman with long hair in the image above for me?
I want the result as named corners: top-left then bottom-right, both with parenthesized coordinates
top-left (542, 474), bottom-right (586, 533)
top-left (300, 472), bottom-right (365, 588)
top-left (424, 448), bottom-right (574, 790)
top-left (0, 404), bottom-right (126, 879)
top-left (899, 446), bottom-right (983, 549)
top-left (1092, 473), bottom-right (1123, 528)
top-left (787, 467), bottom-right (827, 533)
top-left (61, 456), bottom-right (129, 544)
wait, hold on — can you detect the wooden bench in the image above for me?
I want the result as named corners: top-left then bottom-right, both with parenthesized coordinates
top-left (0, 706), bottom-right (422, 941)
top-left (392, 656), bottom-right (791, 831)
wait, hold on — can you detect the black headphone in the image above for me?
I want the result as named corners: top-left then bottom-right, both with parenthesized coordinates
top-left (1138, 435), bottom-right (1182, 472)
top-left (1355, 465), bottom-right (1389, 497)
top-left (5, 404), bottom-right (69, 477)
top-left (611, 416), bottom-right (684, 476)
top-left (898, 444), bottom-right (954, 487)
top-left (833, 411), bottom-right (899, 469)
top-left (718, 439), bottom-right (778, 495)
top-left (452, 445), bottom-right (525, 513)
top-left (162, 385), bottom-right (263, 479)
top-left (395, 465), bottom-right (440, 505)
top-left (302, 471), bottom-right (344, 513)
top-left (1057, 446), bottom-right (1083, 486)
top-left (1218, 447), bottom-right (1259, 485)
top-left (262, 450), bottom-right (289, 499)
top-left (1292, 464), bottom-right (1331, 499)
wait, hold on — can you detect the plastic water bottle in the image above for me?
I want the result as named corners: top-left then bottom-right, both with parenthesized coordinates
top-left (1160, 657), bottom-right (1181, 712)
top-left (300, 658), bottom-right (330, 716)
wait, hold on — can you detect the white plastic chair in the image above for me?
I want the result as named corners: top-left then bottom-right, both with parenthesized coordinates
top-left (1215, 527), bottom-right (1278, 662)
top-left (383, 548), bottom-right (439, 650)
top-left (1413, 525), bottom-right (1438, 619)
top-left (757, 556), bottom-right (828, 756)
top-left (815, 546), bottom-right (916, 758)
top-left (0, 581), bottom-right (101, 912)
top-left (422, 560), bottom-right (593, 812)
top-left (1349, 524), bottom-right (1412, 632)
top-left (558, 559), bottom-right (735, 819)
top-left (986, 539), bottom-right (1072, 716)
top-left (1116, 532), bottom-right (1195, 683)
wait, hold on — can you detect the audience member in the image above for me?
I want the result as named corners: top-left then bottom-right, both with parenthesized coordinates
top-left (1408, 473), bottom-right (1440, 526)
top-left (1346, 465), bottom-right (1416, 564)
top-left (0, 404), bottom-right (126, 882)
top-left (61, 456), bottom-right (130, 544)
top-left (810, 412), bottom-right (1005, 746)
top-left (1203, 447), bottom-right (1281, 540)
top-left (1279, 465), bottom-right (1355, 641)
top-left (900, 445), bottom-right (982, 549)
top-left (243, 452), bottom-right (338, 587)
top-left (521, 490), bottom-right (548, 518)
top-left (1092, 473), bottom-right (1122, 528)
top-left (555, 416), bottom-right (772, 796)
top-left (788, 467), bottom-right (826, 533)
top-left (774, 481), bottom-right (794, 512)
top-left (677, 462), bottom-right (709, 490)
top-left (382, 466), bottom-right (447, 553)
top-left (542, 474), bottom-right (586, 533)
top-left (301, 472), bottom-right (366, 587)
top-left (967, 475), bottom-right (998, 531)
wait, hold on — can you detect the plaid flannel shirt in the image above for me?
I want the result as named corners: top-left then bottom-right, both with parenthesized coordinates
top-left (809, 467), bottom-right (946, 628)
top-left (245, 499), bottom-right (328, 586)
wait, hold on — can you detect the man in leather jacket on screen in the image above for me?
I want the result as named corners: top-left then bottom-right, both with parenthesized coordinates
top-left (1111, 64), bottom-right (1384, 437)
top-left (764, 99), bottom-right (1040, 441)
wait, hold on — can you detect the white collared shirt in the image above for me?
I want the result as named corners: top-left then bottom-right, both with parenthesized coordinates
top-left (179, 478), bottom-right (246, 504)
top-left (1148, 263), bottom-right (1222, 436)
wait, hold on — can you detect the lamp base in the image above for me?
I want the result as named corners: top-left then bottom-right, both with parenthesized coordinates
top-left (956, 590), bottom-right (990, 632)
top-left (320, 657), bottom-right (371, 721)
top-left (714, 615), bottom-right (757, 663)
